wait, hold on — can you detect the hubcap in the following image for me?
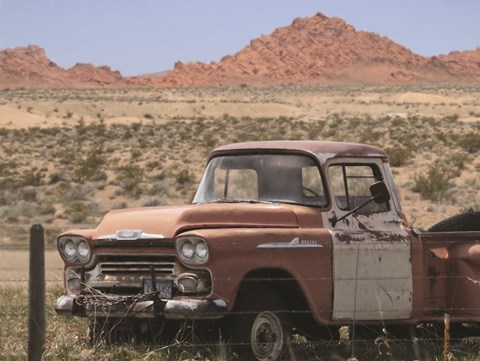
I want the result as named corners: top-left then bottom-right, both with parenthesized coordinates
top-left (250, 311), bottom-right (284, 361)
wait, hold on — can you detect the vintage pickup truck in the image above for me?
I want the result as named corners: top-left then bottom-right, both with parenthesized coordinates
top-left (56, 141), bottom-right (480, 360)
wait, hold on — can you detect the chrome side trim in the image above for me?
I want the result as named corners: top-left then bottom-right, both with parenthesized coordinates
top-left (257, 237), bottom-right (324, 249)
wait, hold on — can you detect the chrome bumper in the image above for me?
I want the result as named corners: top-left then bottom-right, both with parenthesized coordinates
top-left (56, 295), bottom-right (227, 320)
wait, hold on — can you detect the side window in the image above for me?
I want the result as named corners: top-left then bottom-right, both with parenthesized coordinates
top-left (328, 164), bottom-right (389, 212)
top-left (214, 168), bottom-right (258, 200)
top-left (302, 166), bottom-right (327, 204)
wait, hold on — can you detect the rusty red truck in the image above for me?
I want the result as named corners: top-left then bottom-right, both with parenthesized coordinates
top-left (56, 141), bottom-right (480, 360)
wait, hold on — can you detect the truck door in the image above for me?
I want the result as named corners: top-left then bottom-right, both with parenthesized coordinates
top-left (324, 159), bottom-right (413, 321)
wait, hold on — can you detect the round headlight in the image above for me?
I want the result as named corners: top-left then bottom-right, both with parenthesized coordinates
top-left (176, 236), bottom-right (209, 265)
top-left (64, 239), bottom-right (77, 259)
top-left (195, 241), bottom-right (208, 259)
top-left (77, 240), bottom-right (90, 259)
top-left (59, 236), bottom-right (91, 263)
top-left (181, 241), bottom-right (195, 258)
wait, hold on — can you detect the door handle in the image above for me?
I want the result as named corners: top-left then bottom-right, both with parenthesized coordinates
top-left (384, 218), bottom-right (402, 224)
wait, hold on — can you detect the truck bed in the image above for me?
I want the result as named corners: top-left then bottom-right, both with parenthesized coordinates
top-left (418, 230), bottom-right (480, 321)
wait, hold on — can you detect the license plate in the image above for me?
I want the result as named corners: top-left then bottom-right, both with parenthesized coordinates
top-left (143, 279), bottom-right (172, 298)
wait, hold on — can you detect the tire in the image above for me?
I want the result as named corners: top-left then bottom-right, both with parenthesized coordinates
top-left (250, 311), bottom-right (286, 361)
top-left (226, 291), bottom-right (290, 361)
top-left (428, 211), bottom-right (480, 232)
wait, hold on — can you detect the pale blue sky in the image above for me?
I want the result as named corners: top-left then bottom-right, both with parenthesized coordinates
top-left (1, 0), bottom-right (479, 76)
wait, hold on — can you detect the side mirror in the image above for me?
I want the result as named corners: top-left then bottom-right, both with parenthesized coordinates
top-left (370, 181), bottom-right (390, 204)
top-left (329, 181), bottom-right (391, 227)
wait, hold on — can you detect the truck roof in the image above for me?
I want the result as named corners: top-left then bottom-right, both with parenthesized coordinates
top-left (210, 141), bottom-right (387, 161)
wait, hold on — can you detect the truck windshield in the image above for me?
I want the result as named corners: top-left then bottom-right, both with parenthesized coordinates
top-left (193, 154), bottom-right (327, 207)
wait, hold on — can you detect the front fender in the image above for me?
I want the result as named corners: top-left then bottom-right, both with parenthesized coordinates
top-left (181, 227), bottom-right (333, 324)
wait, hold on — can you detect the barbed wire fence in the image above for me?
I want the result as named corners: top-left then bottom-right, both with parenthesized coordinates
top-left (2, 226), bottom-right (480, 360)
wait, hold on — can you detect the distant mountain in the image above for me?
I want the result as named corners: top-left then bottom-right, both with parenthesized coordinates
top-left (156, 13), bottom-right (480, 86)
top-left (437, 48), bottom-right (480, 79)
top-left (1, 14), bottom-right (480, 89)
top-left (0, 45), bottom-right (135, 88)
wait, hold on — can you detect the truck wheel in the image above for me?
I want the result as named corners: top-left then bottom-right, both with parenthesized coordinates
top-left (250, 311), bottom-right (285, 361)
top-left (428, 211), bottom-right (480, 232)
top-left (227, 292), bottom-right (289, 361)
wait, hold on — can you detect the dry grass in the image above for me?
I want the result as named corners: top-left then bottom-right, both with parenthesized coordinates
top-left (1, 250), bottom-right (480, 359)
top-left (1, 281), bottom-right (480, 360)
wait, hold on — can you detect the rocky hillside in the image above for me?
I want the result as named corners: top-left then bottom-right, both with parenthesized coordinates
top-left (437, 47), bottom-right (480, 78)
top-left (0, 45), bottom-right (133, 88)
top-left (158, 13), bottom-right (480, 86)
top-left (1, 13), bottom-right (480, 88)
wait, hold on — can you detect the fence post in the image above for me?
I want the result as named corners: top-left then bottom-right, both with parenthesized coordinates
top-left (28, 224), bottom-right (45, 361)
top-left (444, 313), bottom-right (450, 361)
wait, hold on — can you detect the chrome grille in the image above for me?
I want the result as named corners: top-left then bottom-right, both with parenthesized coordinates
top-left (98, 255), bottom-right (176, 276)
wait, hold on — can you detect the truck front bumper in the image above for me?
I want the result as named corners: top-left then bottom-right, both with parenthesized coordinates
top-left (56, 295), bottom-right (227, 320)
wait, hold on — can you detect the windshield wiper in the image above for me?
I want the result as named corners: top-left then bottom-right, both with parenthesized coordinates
top-left (195, 198), bottom-right (234, 204)
top-left (196, 199), bottom-right (277, 205)
top-left (238, 199), bottom-right (277, 205)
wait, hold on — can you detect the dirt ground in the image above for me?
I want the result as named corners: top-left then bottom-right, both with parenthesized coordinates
top-left (1, 87), bottom-right (479, 129)
top-left (0, 249), bottom-right (63, 283)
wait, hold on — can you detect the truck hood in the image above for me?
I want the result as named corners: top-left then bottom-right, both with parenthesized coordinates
top-left (92, 203), bottom-right (299, 239)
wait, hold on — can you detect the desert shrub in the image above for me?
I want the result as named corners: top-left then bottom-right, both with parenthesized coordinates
top-left (63, 201), bottom-right (89, 223)
top-left (74, 118), bottom-right (87, 135)
top-left (5, 216), bottom-right (18, 224)
top-left (91, 170), bottom-right (108, 182)
top-left (19, 168), bottom-right (46, 187)
top-left (435, 131), bottom-right (450, 146)
top-left (412, 160), bottom-right (458, 202)
top-left (20, 186), bottom-right (37, 202)
top-left (444, 152), bottom-right (470, 172)
top-left (39, 203), bottom-right (56, 216)
top-left (113, 201), bottom-right (128, 209)
top-left (357, 130), bottom-right (383, 145)
top-left (48, 172), bottom-right (66, 184)
top-left (0, 160), bottom-right (17, 176)
top-left (63, 184), bottom-right (92, 201)
top-left (390, 117), bottom-right (406, 127)
top-left (45, 227), bottom-right (62, 244)
top-left (443, 113), bottom-right (459, 122)
top-left (116, 164), bottom-right (144, 197)
top-left (384, 147), bottom-right (412, 167)
top-left (51, 181), bottom-right (71, 198)
top-left (131, 122), bottom-right (142, 132)
top-left (0, 177), bottom-right (15, 193)
top-left (173, 167), bottom-right (194, 186)
top-left (125, 128), bottom-right (135, 140)
top-left (130, 148), bottom-right (142, 160)
top-left (73, 148), bottom-right (105, 182)
top-left (145, 160), bottom-right (162, 172)
top-left (457, 132), bottom-right (480, 154)
top-left (2, 201), bottom-right (39, 219)
top-left (146, 177), bottom-right (175, 198)
top-left (142, 197), bottom-right (162, 207)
